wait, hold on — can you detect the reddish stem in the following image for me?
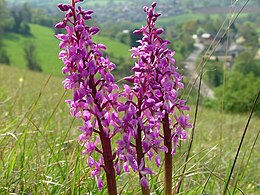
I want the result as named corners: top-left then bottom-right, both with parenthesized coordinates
top-left (163, 113), bottom-right (172, 195)
top-left (90, 75), bottom-right (117, 195)
top-left (98, 119), bottom-right (117, 195)
top-left (136, 101), bottom-right (150, 195)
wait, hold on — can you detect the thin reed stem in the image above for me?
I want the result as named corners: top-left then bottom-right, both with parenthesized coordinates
top-left (176, 65), bottom-right (204, 193)
top-left (201, 166), bottom-right (216, 194)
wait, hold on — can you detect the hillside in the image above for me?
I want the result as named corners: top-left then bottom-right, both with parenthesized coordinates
top-left (1, 64), bottom-right (260, 194)
top-left (3, 24), bottom-right (130, 76)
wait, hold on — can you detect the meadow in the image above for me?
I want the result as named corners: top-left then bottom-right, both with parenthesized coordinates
top-left (0, 64), bottom-right (259, 194)
top-left (2, 12), bottom-right (241, 77)
top-left (1, 0), bottom-right (260, 193)
top-left (3, 24), bottom-right (130, 76)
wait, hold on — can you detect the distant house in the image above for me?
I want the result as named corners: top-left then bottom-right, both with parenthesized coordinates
top-left (201, 33), bottom-right (211, 39)
top-left (236, 36), bottom-right (245, 44)
top-left (255, 49), bottom-right (260, 60)
top-left (229, 43), bottom-right (244, 58)
top-left (122, 29), bottom-right (129, 34)
top-left (200, 33), bottom-right (211, 45)
top-left (210, 42), bottom-right (244, 67)
top-left (199, 33), bottom-right (223, 45)
top-left (214, 43), bottom-right (227, 57)
top-left (122, 5), bottom-right (129, 12)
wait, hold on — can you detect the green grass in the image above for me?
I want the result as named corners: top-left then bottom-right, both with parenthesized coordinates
top-left (158, 13), bottom-right (205, 26)
top-left (94, 36), bottom-right (130, 57)
top-left (3, 25), bottom-right (63, 76)
top-left (3, 24), bottom-right (130, 76)
top-left (0, 64), bottom-right (259, 194)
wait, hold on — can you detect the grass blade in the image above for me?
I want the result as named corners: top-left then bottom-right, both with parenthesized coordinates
top-left (175, 64), bottom-right (203, 193)
top-left (223, 90), bottom-right (260, 194)
top-left (201, 165), bottom-right (216, 194)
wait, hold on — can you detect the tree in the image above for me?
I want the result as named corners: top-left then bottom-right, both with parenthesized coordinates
top-left (233, 52), bottom-right (260, 77)
top-left (0, 0), bottom-right (10, 65)
top-left (21, 3), bottom-right (32, 23)
top-left (115, 31), bottom-right (130, 45)
top-left (11, 3), bottom-right (32, 35)
top-left (238, 22), bottom-right (259, 48)
top-left (181, 0), bottom-right (194, 9)
top-left (24, 43), bottom-right (42, 72)
top-left (0, 43), bottom-right (10, 65)
top-left (182, 20), bottom-right (199, 35)
top-left (205, 61), bottom-right (224, 87)
top-left (0, 53), bottom-right (9, 65)
top-left (215, 72), bottom-right (260, 114)
top-left (0, 0), bottom-right (9, 34)
top-left (203, 16), bottom-right (218, 34)
top-left (31, 8), bottom-right (56, 28)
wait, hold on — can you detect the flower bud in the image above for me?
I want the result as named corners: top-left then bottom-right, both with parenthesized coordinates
top-left (55, 21), bottom-right (66, 28)
top-left (148, 8), bottom-right (153, 17)
top-left (89, 27), bottom-right (100, 35)
top-left (156, 28), bottom-right (164, 34)
top-left (140, 177), bottom-right (149, 189)
top-left (143, 6), bottom-right (148, 12)
top-left (105, 73), bottom-right (115, 83)
top-left (84, 10), bottom-right (94, 15)
top-left (133, 29), bottom-right (143, 35)
top-left (75, 25), bottom-right (85, 31)
top-left (57, 3), bottom-right (71, 12)
top-left (83, 14), bottom-right (92, 20)
top-left (97, 178), bottom-right (104, 190)
top-left (97, 44), bottom-right (107, 50)
top-left (145, 98), bottom-right (156, 107)
top-left (154, 13), bottom-right (161, 17)
top-left (65, 11), bottom-right (73, 18)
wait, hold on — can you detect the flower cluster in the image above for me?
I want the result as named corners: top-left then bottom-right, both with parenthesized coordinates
top-left (56, 1), bottom-right (120, 190)
top-left (115, 2), bottom-right (191, 188)
top-left (56, 0), bottom-right (191, 193)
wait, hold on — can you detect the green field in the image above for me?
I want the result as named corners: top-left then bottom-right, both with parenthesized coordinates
top-left (158, 13), bottom-right (205, 26)
top-left (3, 24), bottom-right (130, 76)
top-left (0, 64), bottom-right (259, 194)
